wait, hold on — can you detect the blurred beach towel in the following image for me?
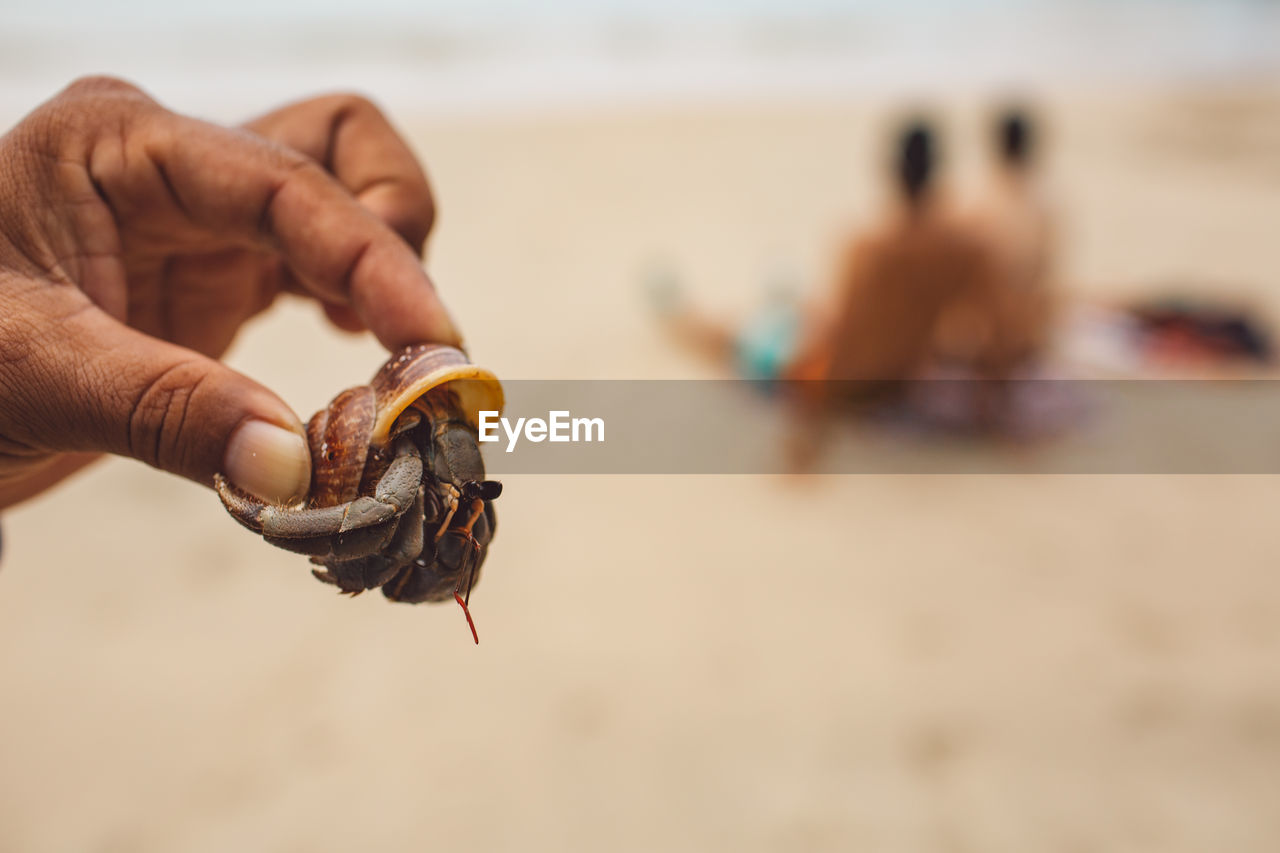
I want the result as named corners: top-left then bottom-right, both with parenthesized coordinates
top-left (1061, 295), bottom-right (1274, 377)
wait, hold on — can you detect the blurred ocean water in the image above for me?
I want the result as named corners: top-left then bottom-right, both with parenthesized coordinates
top-left (1, 0), bottom-right (1278, 121)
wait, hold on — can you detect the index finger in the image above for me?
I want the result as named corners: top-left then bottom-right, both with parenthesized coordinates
top-left (243, 94), bottom-right (436, 253)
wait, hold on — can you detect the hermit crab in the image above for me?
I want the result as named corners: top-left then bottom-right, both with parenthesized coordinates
top-left (214, 344), bottom-right (504, 643)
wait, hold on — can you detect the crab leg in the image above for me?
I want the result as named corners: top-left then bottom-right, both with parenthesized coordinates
top-left (214, 438), bottom-right (423, 558)
top-left (444, 498), bottom-right (487, 644)
top-left (432, 484), bottom-right (461, 543)
top-left (446, 499), bottom-right (486, 601)
top-left (313, 486), bottom-right (427, 594)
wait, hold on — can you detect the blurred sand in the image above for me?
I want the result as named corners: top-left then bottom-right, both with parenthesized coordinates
top-left (3, 88), bottom-right (1280, 852)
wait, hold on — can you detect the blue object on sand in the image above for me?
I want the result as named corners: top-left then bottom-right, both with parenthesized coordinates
top-left (736, 292), bottom-right (800, 383)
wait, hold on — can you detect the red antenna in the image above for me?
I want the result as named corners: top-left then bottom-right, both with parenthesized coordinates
top-left (452, 499), bottom-right (484, 645)
top-left (454, 592), bottom-right (479, 645)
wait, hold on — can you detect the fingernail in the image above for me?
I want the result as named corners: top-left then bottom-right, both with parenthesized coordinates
top-left (224, 420), bottom-right (311, 504)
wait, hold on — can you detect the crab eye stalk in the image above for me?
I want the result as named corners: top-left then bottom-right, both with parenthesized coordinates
top-left (463, 480), bottom-right (503, 502)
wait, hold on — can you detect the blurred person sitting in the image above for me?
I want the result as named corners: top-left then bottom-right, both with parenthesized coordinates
top-left (660, 120), bottom-right (997, 391)
top-left (935, 106), bottom-right (1057, 373)
top-left (655, 120), bottom-right (1021, 461)
top-left (788, 121), bottom-right (995, 390)
top-left (782, 120), bottom-right (1016, 458)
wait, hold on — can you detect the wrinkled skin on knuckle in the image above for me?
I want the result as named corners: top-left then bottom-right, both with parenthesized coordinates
top-left (0, 76), bottom-right (159, 280)
top-left (31, 76), bottom-right (157, 161)
top-left (26, 79), bottom-right (229, 257)
top-left (0, 299), bottom-right (108, 457)
top-left (82, 114), bottom-right (196, 232)
top-left (125, 358), bottom-right (207, 473)
top-left (0, 347), bottom-right (51, 463)
top-left (258, 155), bottom-right (340, 258)
top-left (0, 300), bottom-right (47, 383)
top-left (0, 118), bottom-right (70, 276)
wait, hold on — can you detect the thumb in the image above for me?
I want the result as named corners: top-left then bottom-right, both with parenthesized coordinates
top-left (8, 307), bottom-right (311, 504)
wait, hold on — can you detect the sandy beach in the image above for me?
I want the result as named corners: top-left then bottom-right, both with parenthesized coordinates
top-left (2, 86), bottom-right (1280, 851)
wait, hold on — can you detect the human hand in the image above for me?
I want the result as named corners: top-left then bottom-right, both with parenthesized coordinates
top-left (0, 77), bottom-right (458, 509)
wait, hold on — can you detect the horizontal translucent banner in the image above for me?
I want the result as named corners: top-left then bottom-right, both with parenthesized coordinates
top-left (463, 379), bottom-right (1280, 474)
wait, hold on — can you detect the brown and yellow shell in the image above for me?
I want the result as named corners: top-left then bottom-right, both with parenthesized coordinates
top-left (303, 344), bottom-right (504, 508)
top-left (304, 385), bottom-right (376, 507)
top-left (368, 343), bottom-right (504, 445)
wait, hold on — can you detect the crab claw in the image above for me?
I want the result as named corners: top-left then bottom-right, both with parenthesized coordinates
top-left (214, 474), bottom-right (269, 532)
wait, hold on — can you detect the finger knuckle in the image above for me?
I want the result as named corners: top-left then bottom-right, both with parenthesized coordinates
top-left (21, 76), bottom-right (157, 159)
top-left (127, 359), bottom-right (207, 470)
top-left (257, 153), bottom-right (324, 236)
top-left (58, 76), bottom-right (157, 122)
top-left (328, 93), bottom-right (384, 120)
top-left (64, 75), bottom-right (144, 98)
top-left (388, 193), bottom-right (435, 252)
top-left (271, 146), bottom-right (326, 183)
